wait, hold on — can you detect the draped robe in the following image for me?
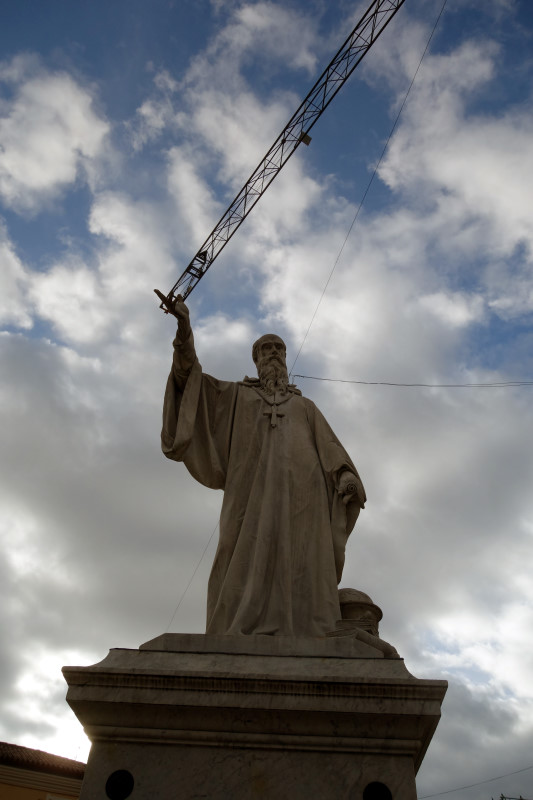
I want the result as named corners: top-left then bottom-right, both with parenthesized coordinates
top-left (162, 331), bottom-right (366, 636)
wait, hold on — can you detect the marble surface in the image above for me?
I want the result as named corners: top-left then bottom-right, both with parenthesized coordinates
top-left (64, 634), bottom-right (447, 800)
top-left (161, 299), bottom-right (366, 636)
top-left (140, 631), bottom-right (388, 658)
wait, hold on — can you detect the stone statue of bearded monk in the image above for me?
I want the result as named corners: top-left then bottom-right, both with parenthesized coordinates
top-left (161, 295), bottom-right (366, 637)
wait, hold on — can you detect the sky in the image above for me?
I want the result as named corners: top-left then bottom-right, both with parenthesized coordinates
top-left (0, 0), bottom-right (532, 797)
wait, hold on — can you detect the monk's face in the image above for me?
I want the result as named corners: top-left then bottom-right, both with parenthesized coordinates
top-left (258, 337), bottom-right (286, 367)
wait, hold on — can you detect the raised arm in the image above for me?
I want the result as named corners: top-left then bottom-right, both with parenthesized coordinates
top-left (155, 291), bottom-right (197, 390)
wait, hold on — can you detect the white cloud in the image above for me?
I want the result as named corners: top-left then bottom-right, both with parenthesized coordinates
top-left (27, 191), bottom-right (179, 345)
top-left (418, 291), bottom-right (485, 328)
top-left (178, 87), bottom-right (292, 187)
top-left (129, 3), bottom-right (319, 160)
top-left (3, 645), bottom-right (93, 761)
top-left (30, 261), bottom-right (107, 344)
top-left (128, 69), bottom-right (179, 152)
top-left (130, 0), bottom-right (326, 188)
top-left (195, 312), bottom-right (256, 379)
top-left (0, 55), bottom-right (109, 212)
top-left (131, 98), bottom-right (172, 151)
top-left (187, 2), bottom-right (319, 87)
top-left (377, 39), bottom-right (533, 262)
top-left (166, 146), bottom-right (222, 245)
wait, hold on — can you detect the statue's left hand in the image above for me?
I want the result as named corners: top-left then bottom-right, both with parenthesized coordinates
top-left (338, 471), bottom-right (363, 507)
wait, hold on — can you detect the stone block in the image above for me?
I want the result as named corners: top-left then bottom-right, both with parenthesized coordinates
top-left (63, 634), bottom-right (446, 800)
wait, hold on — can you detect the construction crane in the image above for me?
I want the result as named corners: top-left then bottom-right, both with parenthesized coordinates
top-left (156, 0), bottom-right (406, 311)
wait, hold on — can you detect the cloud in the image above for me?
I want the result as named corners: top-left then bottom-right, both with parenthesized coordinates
top-left (166, 146), bottom-right (222, 245)
top-left (0, 328), bottom-right (217, 758)
top-left (1, 4), bottom-right (532, 793)
top-left (0, 54), bottom-right (109, 213)
top-left (1, 643), bottom-right (95, 760)
top-left (130, 2), bottom-right (321, 185)
top-left (0, 222), bottom-right (32, 328)
top-left (128, 69), bottom-right (180, 152)
top-left (370, 37), bottom-right (533, 320)
top-left (416, 678), bottom-right (532, 799)
top-left (418, 291), bottom-right (485, 328)
top-left (24, 191), bottom-right (181, 345)
top-left (187, 2), bottom-right (319, 86)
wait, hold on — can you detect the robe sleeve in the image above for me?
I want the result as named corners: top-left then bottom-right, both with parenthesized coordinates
top-left (161, 333), bottom-right (238, 490)
top-left (305, 399), bottom-right (366, 583)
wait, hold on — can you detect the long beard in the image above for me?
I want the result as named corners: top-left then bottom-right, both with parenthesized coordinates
top-left (257, 355), bottom-right (289, 394)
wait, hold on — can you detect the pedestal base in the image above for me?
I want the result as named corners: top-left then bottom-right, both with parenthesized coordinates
top-left (63, 634), bottom-right (446, 800)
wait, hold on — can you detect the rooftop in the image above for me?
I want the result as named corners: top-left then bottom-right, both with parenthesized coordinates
top-left (0, 741), bottom-right (85, 780)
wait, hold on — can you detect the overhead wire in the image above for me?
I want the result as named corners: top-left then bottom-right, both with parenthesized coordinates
top-left (289, 0), bottom-right (449, 379)
top-left (165, 520), bottom-right (219, 631)
top-left (293, 375), bottom-right (533, 388)
top-left (418, 762), bottom-right (533, 798)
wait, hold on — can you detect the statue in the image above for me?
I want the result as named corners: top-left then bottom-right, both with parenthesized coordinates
top-left (159, 294), bottom-right (366, 636)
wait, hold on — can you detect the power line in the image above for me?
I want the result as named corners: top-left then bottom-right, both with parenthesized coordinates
top-left (165, 520), bottom-right (219, 631)
top-left (418, 763), bottom-right (533, 798)
top-left (289, 0), bottom-right (449, 378)
top-left (293, 375), bottom-right (533, 388)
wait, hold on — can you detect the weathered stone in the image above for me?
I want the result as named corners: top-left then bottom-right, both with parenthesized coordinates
top-left (161, 298), bottom-right (366, 636)
top-left (63, 634), bottom-right (447, 800)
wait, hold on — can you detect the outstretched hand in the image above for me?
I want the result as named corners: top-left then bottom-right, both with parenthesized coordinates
top-left (154, 290), bottom-right (191, 340)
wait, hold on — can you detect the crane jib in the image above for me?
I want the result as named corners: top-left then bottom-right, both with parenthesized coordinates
top-left (156, 0), bottom-right (406, 311)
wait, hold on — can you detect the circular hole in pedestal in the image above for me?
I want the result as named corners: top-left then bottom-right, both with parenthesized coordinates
top-left (363, 782), bottom-right (393, 800)
top-left (105, 769), bottom-right (134, 800)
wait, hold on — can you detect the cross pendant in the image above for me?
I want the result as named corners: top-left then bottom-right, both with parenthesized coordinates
top-left (263, 404), bottom-right (284, 428)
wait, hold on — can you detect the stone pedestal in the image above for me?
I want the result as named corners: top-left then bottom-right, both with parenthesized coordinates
top-left (63, 634), bottom-right (446, 800)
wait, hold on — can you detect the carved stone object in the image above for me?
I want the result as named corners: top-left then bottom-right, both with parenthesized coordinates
top-left (161, 300), bottom-right (367, 637)
top-left (339, 588), bottom-right (383, 635)
top-left (63, 634), bottom-right (447, 800)
top-left (63, 303), bottom-right (447, 799)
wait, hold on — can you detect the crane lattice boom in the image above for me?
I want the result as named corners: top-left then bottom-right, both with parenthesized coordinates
top-left (161, 0), bottom-right (406, 305)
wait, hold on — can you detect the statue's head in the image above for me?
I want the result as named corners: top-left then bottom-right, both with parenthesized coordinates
top-left (252, 334), bottom-right (288, 393)
top-left (252, 333), bottom-right (286, 366)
